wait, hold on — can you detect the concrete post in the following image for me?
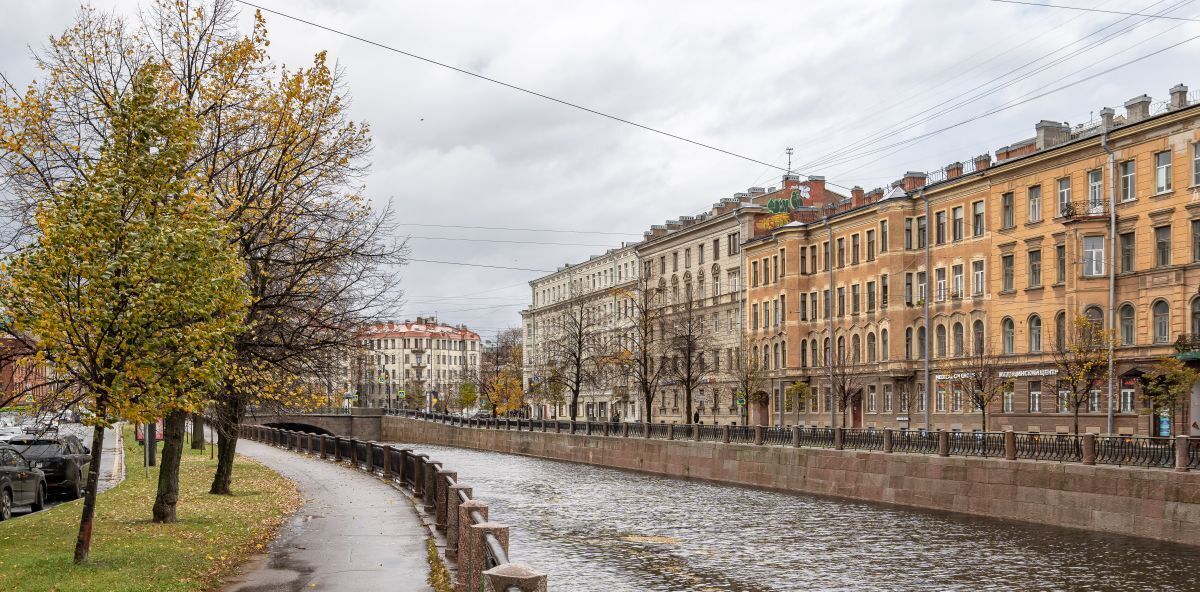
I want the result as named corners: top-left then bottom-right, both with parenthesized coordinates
top-left (1082, 433), bottom-right (1097, 465)
top-left (446, 484), bottom-right (472, 560)
top-left (483, 563), bottom-right (548, 592)
top-left (693, 423), bottom-right (701, 442)
top-left (722, 425), bottom-right (731, 444)
top-left (456, 500), bottom-right (488, 592)
top-left (467, 523), bottom-right (510, 592)
top-left (1176, 435), bottom-right (1191, 472)
top-left (554, 420), bottom-right (562, 434)
top-left (601, 421), bottom-right (609, 437)
top-left (413, 454), bottom-right (429, 498)
top-left (317, 434), bottom-right (325, 459)
top-left (382, 446), bottom-right (394, 480)
top-left (435, 469), bottom-right (457, 532)
top-left (621, 423), bottom-right (630, 438)
top-left (667, 424), bottom-right (675, 440)
top-left (834, 427), bottom-right (845, 451)
top-left (883, 428), bottom-right (894, 453)
top-left (424, 461), bottom-right (442, 513)
top-left (938, 430), bottom-right (950, 457)
top-left (397, 448), bottom-right (413, 486)
top-left (306, 432), bottom-right (314, 454)
top-left (586, 421), bottom-right (593, 436)
top-left (792, 425), bottom-right (802, 447)
top-left (754, 425), bottom-right (764, 446)
top-left (349, 438), bottom-right (358, 466)
top-left (1004, 430), bottom-right (1017, 461)
top-left (332, 437), bottom-right (341, 462)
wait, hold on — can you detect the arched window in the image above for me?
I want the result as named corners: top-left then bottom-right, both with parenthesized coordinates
top-left (936, 324), bottom-right (947, 357)
top-left (763, 346), bottom-right (771, 369)
top-left (752, 345), bottom-right (759, 368)
top-left (800, 339), bottom-right (808, 367)
top-left (1028, 315), bottom-right (1042, 352)
top-left (773, 343), bottom-right (780, 369)
top-left (781, 342), bottom-right (787, 369)
top-left (813, 340), bottom-right (820, 368)
top-left (1002, 317), bottom-right (1015, 354)
top-left (973, 319), bottom-right (985, 355)
top-left (905, 327), bottom-right (913, 359)
top-left (1055, 311), bottom-right (1067, 351)
top-left (917, 326), bottom-right (927, 359)
top-left (852, 335), bottom-right (862, 363)
top-left (867, 332), bottom-right (877, 362)
top-left (1192, 298), bottom-right (1200, 336)
top-left (697, 274), bottom-right (705, 301)
top-left (837, 336), bottom-right (846, 363)
top-left (1083, 305), bottom-right (1104, 343)
top-left (1153, 300), bottom-right (1170, 343)
top-left (953, 322), bottom-right (965, 357)
top-left (1120, 304), bottom-right (1135, 346)
top-left (712, 265), bottom-right (722, 297)
top-left (880, 329), bottom-right (889, 361)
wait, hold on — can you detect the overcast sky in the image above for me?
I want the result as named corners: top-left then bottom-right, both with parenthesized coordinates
top-left (3, 1), bottom-right (1198, 341)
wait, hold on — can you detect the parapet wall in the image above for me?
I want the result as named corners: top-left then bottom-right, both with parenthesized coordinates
top-left (383, 416), bottom-right (1200, 547)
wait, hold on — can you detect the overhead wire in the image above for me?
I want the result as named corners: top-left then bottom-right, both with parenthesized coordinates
top-left (395, 222), bottom-right (642, 236)
top-left (991, 0), bottom-right (1200, 21)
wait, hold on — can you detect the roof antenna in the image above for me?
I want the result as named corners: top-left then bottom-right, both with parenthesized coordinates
top-left (785, 147), bottom-right (794, 175)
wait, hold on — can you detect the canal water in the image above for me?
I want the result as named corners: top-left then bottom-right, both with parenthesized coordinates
top-left (397, 442), bottom-right (1200, 591)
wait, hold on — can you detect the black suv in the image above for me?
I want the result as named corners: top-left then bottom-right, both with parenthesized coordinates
top-left (0, 443), bottom-right (46, 520)
top-left (8, 435), bottom-right (90, 499)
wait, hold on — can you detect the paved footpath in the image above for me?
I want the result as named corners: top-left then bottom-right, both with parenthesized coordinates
top-left (224, 440), bottom-right (432, 592)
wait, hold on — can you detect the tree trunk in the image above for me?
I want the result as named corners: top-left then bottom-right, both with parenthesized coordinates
top-left (153, 410), bottom-right (186, 523)
top-left (209, 397), bottom-right (242, 495)
top-left (685, 388), bottom-right (693, 423)
top-left (643, 395), bottom-right (653, 424)
top-left (73, 418), bottom-right (107, 564)
top-left (1073, 406), bottom-right (1080, 435)
top-left (191, 412), bottom-right (205, 450)
top-left (569, 392), bottom-right (579, 422)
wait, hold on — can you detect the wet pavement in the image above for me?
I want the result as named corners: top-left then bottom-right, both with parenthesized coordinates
top-left (397, 442), bottom-right (1200, 592)
top-left (226, 440), bottom-right (432, 592)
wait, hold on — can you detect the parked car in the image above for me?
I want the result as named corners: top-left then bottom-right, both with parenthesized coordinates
top-left (0, 427), bottom-right (24, 442)
top-left (0, 443), bottom-right (46, 520)
top-left (7, 435), bottom-right (89, 499)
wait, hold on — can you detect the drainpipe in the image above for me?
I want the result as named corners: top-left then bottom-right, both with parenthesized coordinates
top-left (1101, 130), bottom-right (1116, 435)
top-left (828, 208), bottom-right (836, 430)
top-left (923, 188), bottom-right (932, 432)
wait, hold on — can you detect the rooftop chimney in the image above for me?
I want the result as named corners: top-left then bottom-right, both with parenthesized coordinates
top-left (748, 187), bottom-right (766, 196)
top-left (945, 161), bottom-right (964, 180)
top-left (781, 173), bottom-right (801, 189)
top-left (902, 171), bottom-right (927, 192)
top-left (1124, 94), bottom-right (1151, 123)
top-left (973, 154), bottom-right (991, 171)
top-left (1100, 107), bottom-right (1115, 130)
top-left (1035, 120), bottom-right (1071, 150)
top-left (734, 192), bottom-right (751, 201)
top-left (1170, 84), bottom-right (1189, 110)
top-left (851, 186), bottom-right (865, 201)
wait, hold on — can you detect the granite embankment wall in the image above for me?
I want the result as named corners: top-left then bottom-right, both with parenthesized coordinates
top-left (383, 416), bottom-right (1200, 546)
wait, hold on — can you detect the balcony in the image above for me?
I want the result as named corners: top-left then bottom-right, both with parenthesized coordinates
top-left (1058, 201), bottom-right (1109, 220)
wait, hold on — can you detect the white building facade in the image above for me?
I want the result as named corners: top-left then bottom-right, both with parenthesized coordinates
top-left (352, 318), bottom-right (482, 410)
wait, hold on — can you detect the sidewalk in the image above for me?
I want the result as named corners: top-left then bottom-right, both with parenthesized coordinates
top-left (224, 440), bottom-right (433, 592)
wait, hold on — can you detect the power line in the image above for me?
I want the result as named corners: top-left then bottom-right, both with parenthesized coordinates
top-left (235, 0), bottom-right (834, 182)
top-left (395, 222), bottom-right (641, 236)
top-left (991, 0), bottom-right (1200, 21)
top-left (406, 258), bottom-right (554, 273)
top-left (405, 235), bottom-right (613, 247)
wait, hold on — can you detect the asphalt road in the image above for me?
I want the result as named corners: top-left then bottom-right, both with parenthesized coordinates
top-left (9, 423), bottom-right (122, 519)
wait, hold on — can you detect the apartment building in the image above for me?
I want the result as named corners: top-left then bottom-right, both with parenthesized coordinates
top-left (352, 318), bottom-right (481, 410)
top-left (747, 84), bottom-right (1200, 436)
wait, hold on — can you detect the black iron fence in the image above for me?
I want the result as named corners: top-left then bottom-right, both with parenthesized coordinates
top-left (1096, 436), bottom-right (1175, 468)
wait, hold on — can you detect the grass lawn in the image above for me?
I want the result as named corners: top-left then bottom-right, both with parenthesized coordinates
top-left (0, 425), bottom-right (299, 591)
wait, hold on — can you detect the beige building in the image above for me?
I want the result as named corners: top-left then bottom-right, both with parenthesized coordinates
top-left (353, 318), bottom-right (481, 410)
top-left (746, 84), bottom-right (1200, 436)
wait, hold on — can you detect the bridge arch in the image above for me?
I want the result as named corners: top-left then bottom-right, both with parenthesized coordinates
top-left (262, 421), bottom-right (335, 435)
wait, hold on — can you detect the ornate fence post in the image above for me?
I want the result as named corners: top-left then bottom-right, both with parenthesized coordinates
top-left (1082, 433), bottom-right (1097, 465)
top-left (883, 428), bottom-right (894, 453)
top-left (753, 425), bottom-right (764, 446)
top-left (792, 425), bottom-right (801, 447)
top-left (1004, 430), bottom-right (1017, 461)
top-left (446, 484), bottom-right (471, 561)
top-left (834, 427), bottom-right (845, 451)
top-left (722, 425), bottom-right (731, 444)
top-left (667, 424), bottom-right (675, 441)
top-left (483, 563), bottom-right (548, 592)
top-left (1176, 435), bottom-right (1191, 472)
top-left (621, 423), bottom-right (630, 438)
top-left (435, 470), bottom-right (457, 532)
top-left (383, 445), bottom-right (394, 480)
top-left (457, 500), bottom-right (488, 592)
top-left (938, 430), bottom-right (950, 457)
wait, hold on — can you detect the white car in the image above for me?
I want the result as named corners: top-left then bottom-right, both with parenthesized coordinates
top-left (0, 426), bottom-right (24, 442)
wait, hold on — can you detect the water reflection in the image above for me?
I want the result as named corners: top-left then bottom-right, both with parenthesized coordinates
top-left (397, 443), bottom-right (1200, 591)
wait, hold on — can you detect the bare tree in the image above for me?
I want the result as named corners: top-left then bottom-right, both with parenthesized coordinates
top-left (732, 333), bottom-right (768, 426)
top-left (663, 282), bottom-right (713, 424)
top-left (828, 337), bottom-right (866, 428)
top-left (615, 279), bottom-right (668, 424)
top-left (543, 297), bottom-right (607, 421)
top-left (479, 328), bottom-right (523, 416)
top-left (954, 345), bottom-right (1013, 432)
top-left (1051, 313), bottom-right (1113, 435)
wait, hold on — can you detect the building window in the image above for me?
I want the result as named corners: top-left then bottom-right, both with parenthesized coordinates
top-left (727, 232), bottom-right (740, 255)
top-left (837, 287), bottom-right (845, 317)
top-left (1055, 311), bottom-right (1067, 352)
top-left (1155, 225), bottom-right (1172, 267)
top-left (1056, 177), bottom-right (1071, 216)
top-left (1083, 236), bottom-right (1105, 277)
top-left (972, 201), bottom-right (985, 236)
top-left (866, 229), bottom-right (876, 261)
top-left (867, 385), bottom-right (877, 413)
top-left (952, 206), bottom-right (964, 241)
top-left (867, 281), bottom-right (876, 312)
top-left (880, 220), bottom-right (889, 252)
top-left (905, 218), bottom-right (913, 250)
top-left (883, 384), bottom-right (893, 412)
top-left (972, 260), bottom-right (985, 296)
top-left (936, 267), bottom-right (947, 301)
top-left (973, 319), bottom-right (985, 355)
top-left (1002, 193), bottom-right (1014, 228)
top-left (936, 324), bottom-right (947, 358)
top-left (1155, 151), bottom-right (1173, 194)
top-left (1002, 317), bottom-right (1015, 354)
top-left (1002, 254), bottom-right (1014, 291)
top-left (1120, 304), bottom-right (1135, 345)
top-left (1027, 185), bottom-right (1041, 223)
top-left (935, 211), bottom-right (946, 245)
top-left (823, 241), bottom-right (831, 270)
top-left (881, 329), bottom-right (889, 361)
top-left (1088, 389), bottom-right (1101, 413)
top-left (1029, 380), bottom-right (1042, 413)
top-left (1003, 387), bottom-right (1014, 413)
top-left (917, 216), bottom-right (927, 248)
top-left (1119, 160), bottom-right (1136, 202)
top-left (1193, 220), bottom-right (1200, 262)
top-left (1153, 300), bottom-right (1170, 344)
top-left (953, 322), bottom-right (965, 357)
top-left (713, 238), bottom-right (720, 260)
top-left (1121, 388), bottom-right (1135, 413)
top-left (1120, 232), bottom-right (1135, 272)
top-left (837, 238), bottom-right (846, 268)
top-left (1028, 249), bottom-right (1042, 287)
top-left (1088, 169), bottom-right (1104, 212)
top-left (1194, 298), bottom-right (1200, 336)
top-left (751, 261), bottom-right (759, 287)
top-left (1029, 314), bottom-right (1042, 352)
top-left (867, 332), bottom-right (877, 362)
top-left (952, 264), bottom-right (964, 297)
top-left (905, 328), bottom-right (913, 359)
top-left (1194, 142), bottom-right (1200, 186)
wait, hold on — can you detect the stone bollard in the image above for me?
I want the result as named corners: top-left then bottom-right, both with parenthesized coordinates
top-left (792, 425), bottom-right (802, 448)
top-left (541, 420), bottom-right (548, 433)
top-left (1176, 435), bottom-right (1191, 472)
top-left (435, 470), bottom-right (457, 532)
top-left (446, 484), bottom-right (472, 560)
top-left (694, 423), bottom-right (702, 442)
top-left (883, 428), bottom-right (894, 453)
top-left (468, 523), bottom-right (510, 592)
top-left (349, 438), bottom-right (358, 466)
top-left (483, 563), bottom-right (548, 592)
top-left (621, 423), bottom-right (630, 438)
top-left (456, 500), bottom-right (489, 592)
top-left (413, 454), bottom-right (430, 498)
top-left (938, 430), bottom-right (950, 457)
top-left (397, 448), bottom-right (413, 485)
top-left (1004, 430), bottom-right (1017, 461)
top-left (555, 420), bottom-right (562, 434)
top-left (722, 425), bottom-right (731, 444)
top-left (834, 427), bottom-right (845, 451)
top-left (382, 446), bottom-right (394, 480)
top-left (601, 421), bottom-right (609, 437)
top-left (424, 461), bottom-right (442, 513)
top-left (586, 421), bottom-right (593, 436)
top-left (667, 424), bottom-right (675, 441)
top-left (1082, 433), bottom-right (1097, 465)
top-left (754, 425), bottom-right (764, 446)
